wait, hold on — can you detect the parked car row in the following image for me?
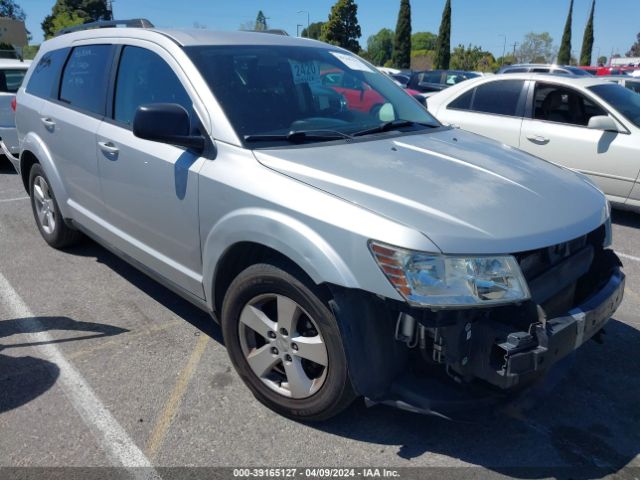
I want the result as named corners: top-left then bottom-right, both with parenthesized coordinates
top-left (4, 21), bottom-right (628, 421)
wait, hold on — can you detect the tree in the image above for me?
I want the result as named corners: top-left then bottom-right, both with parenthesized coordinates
top-left (301, 21), bottom-right (323, 40)
top-left (23, 44), bottom-right (40, 60)
top-left (597, 55), bottom-right (607, 66)
top-left (392, 0), bottom-right (411, 69)
top-left (433, 0), bottom-right (451, 69)
top-left (627, 33), bottom-right (640, 57)
top-left (366, 28), bottom-right (394, 66)
top-left (320, 0), bottom-right (362, 53)
top-left (255, 10), bottom-right (268, 31)
top-left (412, 32), bottom-right (437, 51)
top-left (579, 0), bottom-right (595, 66)
top-left (450, 44), bottom-right (493, 71)
top-left (49, 10), bottom-right (84, 36)
top-left (0, 0), bottom-right (26, 20)
top-left (42, 0), bottom-right (111, 39)
top-left (518, 32), bottom-right (556, 63)
top-left (557, 0), bottom-right (573, 64)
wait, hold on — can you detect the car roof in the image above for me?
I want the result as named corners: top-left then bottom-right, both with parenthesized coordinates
top-left (0, 58), bottom-right (31, 68)
top-left (43, 26), bottom-right (334, 50)
top-left (468, 72), bottom-right (612, 88)
top-left (598, 75), bottom-right (640, 82)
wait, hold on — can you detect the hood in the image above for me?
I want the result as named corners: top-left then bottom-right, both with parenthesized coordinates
top-left (254, 129), bottom-right (608, 254)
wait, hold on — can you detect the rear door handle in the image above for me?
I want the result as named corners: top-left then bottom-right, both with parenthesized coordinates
top-left (41, 117), bottom-right (56, 129)
top-left (526, 134), bottom-right (550, 145)
top-left (98, 141), bottom-right (119, 155)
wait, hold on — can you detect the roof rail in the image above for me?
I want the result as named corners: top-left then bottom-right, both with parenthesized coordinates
top-left (55, 18), bottom-right (154, 37)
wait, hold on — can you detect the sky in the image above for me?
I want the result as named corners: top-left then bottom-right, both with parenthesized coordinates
top-left (24, 0), bottom-right (640, 62)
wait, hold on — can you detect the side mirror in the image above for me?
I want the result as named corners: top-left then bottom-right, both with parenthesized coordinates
top-left (587, 115), bottom-right (620, 133)
top-left (133, 103), bottom-right (205, 151)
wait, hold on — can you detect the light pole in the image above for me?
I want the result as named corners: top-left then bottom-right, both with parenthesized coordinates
top-left (297, 10), bottom-right (310, 37)
top-left (498, 34), bottom-right (506, 65)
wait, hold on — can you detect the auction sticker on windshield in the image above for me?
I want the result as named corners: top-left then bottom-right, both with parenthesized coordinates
top-left (330, 51), bottom-right (373, 72)
top-left (290, 60), bottom-right (321, 85)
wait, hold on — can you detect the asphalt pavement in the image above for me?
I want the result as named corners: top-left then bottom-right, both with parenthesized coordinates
top-left (1, 158), bottom-right (640, 477)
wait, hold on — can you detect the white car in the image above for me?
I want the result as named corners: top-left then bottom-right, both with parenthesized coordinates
top-left (0, 58), bottom-right (31, 156)
top-left (427, 73), bottom-right (640, 211)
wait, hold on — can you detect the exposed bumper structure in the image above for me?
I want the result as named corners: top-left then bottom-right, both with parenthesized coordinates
top-left (332, 246), bottom-right (625, 417)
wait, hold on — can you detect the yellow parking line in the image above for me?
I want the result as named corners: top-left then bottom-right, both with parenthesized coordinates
top-left (146, 333), bottom-right (210, 460)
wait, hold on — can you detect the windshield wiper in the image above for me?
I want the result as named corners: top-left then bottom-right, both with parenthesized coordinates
top-left (244, 129), bottom-right (353, 144)
top-left (351, 120), bottom-right (437, 138)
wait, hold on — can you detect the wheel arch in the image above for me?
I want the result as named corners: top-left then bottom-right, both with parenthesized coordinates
top-left (20, 133), bottom-right (71, 218)
top-left (202, 208), bottom-right (360, 314)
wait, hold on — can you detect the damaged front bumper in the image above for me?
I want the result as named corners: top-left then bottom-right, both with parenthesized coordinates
top-left (331, 249), bottom-right (625, 416)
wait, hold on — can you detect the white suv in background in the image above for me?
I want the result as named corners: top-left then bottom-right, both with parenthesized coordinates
top-left (427, 73), bottom-right (640, 211)
top-left (0, 58), bottom-right (30, 157)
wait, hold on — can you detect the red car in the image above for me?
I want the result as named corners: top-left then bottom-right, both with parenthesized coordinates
top-left (321, 69), bottom-right (423, 113)
top-left (580, 65), bottom-right (639, 76)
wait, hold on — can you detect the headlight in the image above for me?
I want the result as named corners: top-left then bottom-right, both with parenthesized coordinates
top-left (370, 241), bottom-right (530, 308)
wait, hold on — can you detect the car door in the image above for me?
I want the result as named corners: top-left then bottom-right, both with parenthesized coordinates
top-left (38, 44), bottom-right (115, 218)
top-left (96, 44), bottom-right (206, 297)
top-left (436, 79), bottom-right (527, 147)
top-left (519, 81), bottom-right (639, 203)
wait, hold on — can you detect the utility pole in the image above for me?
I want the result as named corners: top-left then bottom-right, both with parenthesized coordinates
top-left (297, 10), bottom-right (310, 37)
top-left (512, 42), bottom-right (518, 63)
top-left (498, 34), bottom-right (506, 65)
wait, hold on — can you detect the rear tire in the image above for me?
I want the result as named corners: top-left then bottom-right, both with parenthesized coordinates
top-left (221, 263), bottom-right (356, 421)
top-left (29, 163), bottom-right (82, 249)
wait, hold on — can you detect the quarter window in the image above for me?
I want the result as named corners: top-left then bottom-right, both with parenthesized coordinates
top-left (59, 45), bottom-right (112, 115)
top-left (473, 80), bottom-right (524, 116)
top-left (448, 89), bottom-right (473, 110)
top-left (25, 48), bottom-right (69, 99)
top-left (448, 80), bottom-right (524, 116)
top-left (114, 46), bottom-right (192, 127)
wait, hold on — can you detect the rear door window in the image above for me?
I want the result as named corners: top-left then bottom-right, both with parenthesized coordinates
top-left (419, 71), bottom-right (443, 85)
top-left (25, 48), bottom-right (69, 99)
top-left (59, 45), bottom-right (113, 116)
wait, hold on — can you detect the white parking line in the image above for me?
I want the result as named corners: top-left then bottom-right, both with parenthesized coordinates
top-left (618, 252), bottom-right (640, 263)
top-left (0, 272), bottom-right (157, 472)
top-left (0, 196), bottom-right (28, 203)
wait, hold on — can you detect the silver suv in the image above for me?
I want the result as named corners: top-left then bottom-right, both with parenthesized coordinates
top-left (14, 20), bottom-right (624, 420)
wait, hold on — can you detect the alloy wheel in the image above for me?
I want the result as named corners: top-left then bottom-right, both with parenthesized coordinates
top-left (238, 293), bottom-right (329, 399)
top-left (32, 176), bottom-right (56, 235)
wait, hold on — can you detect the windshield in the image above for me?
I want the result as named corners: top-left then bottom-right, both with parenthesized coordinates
top-left (589, 83), bottom-right (640, 128)
top-left (186, 45), bottom-right (440, 147)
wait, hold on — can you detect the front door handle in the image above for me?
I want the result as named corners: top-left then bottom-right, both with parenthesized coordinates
top-left (98, 141), bottom-right (119, 155)
top-left (526, 134), bottom-right (550, 145)
top-left (41, 117), bottom-right (56, 129)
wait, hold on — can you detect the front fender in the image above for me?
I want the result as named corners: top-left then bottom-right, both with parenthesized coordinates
top-left (21, 133), bottom-right (72, 219)
top-left (202, 208), bottom-right (359, 311)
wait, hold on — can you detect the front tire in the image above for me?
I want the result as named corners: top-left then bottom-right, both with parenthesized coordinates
top-left (221, 263), bottom-right (355, 421)
top-left (29, 163), bottom-right (82, 249)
